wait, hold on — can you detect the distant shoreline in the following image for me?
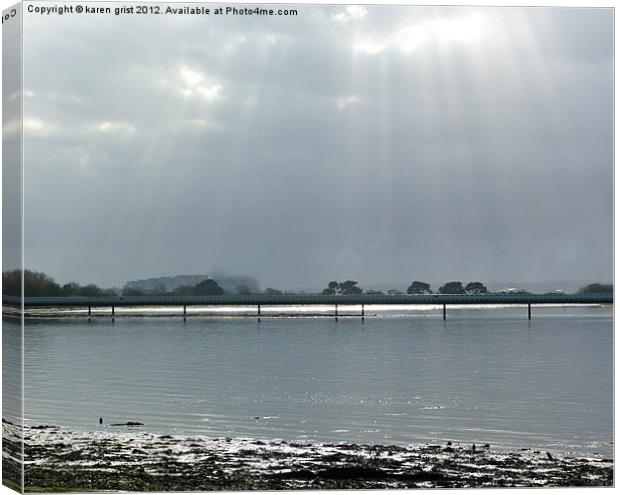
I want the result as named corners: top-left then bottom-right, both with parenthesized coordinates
top-left (2, 421), bottom-right (613, 490)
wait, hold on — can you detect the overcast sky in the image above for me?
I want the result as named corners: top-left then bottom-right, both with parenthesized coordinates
top-left (16, 4), bottom-right (613, 289)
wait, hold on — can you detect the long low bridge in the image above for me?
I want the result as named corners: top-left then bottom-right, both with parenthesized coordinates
top-left (3, 293), bottom-right (613, 320)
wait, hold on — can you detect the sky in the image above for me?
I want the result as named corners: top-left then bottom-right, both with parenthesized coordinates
top-left (11, 3), bottom-right (613, 290)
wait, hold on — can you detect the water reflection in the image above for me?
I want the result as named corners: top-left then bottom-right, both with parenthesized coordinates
top-left (22, 306), bottom-right (613, 457)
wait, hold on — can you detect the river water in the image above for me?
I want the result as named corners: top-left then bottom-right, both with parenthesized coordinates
top-left (6, 305), bottom-right (614, 457)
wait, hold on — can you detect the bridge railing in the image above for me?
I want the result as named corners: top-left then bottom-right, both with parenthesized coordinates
top-left (2, 292), bottom-right (613, 307)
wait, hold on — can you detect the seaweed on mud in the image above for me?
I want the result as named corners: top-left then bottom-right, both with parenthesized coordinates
top-left (6, 423), bottom-right (614, 491)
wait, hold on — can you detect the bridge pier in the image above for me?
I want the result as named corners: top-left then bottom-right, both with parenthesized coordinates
top-left (335, 303), bottom-right (338, 321)
top-left (361, 304), bottom-right (365, 321)
top-left (183, 304), bottom-right (187, 321)
top-left (111, 305), bottom-right (115, 321)
top-left (528, 303), bottom-right (531, 320)
top-left (443, 304), bottom-right (446, 320)
top-left (258, 304), bottom-right (261, 322)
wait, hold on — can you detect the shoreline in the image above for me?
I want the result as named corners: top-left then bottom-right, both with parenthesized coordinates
top-left (3, 422), bottom-right (614, 491)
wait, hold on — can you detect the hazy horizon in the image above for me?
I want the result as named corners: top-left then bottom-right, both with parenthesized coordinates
top-left (13, 4), bottom-right (613, 289)
top-left (11, 266), bottom-right (612, 294)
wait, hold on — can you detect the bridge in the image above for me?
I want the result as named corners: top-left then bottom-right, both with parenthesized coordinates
top-left (3, 292), bottom-right (613, 320)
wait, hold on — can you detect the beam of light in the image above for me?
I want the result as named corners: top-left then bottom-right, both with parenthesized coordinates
top-left (195, 33), bottom-right (284, 273)
top-left (420, 8), bottom-right (564, 282)
top-left (345, 7), bottom-right (559, 282)
top-left (353, 11), bottom-right (485, 55)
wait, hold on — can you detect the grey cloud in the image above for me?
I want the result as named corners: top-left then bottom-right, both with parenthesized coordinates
top-left (19, 4), bottom-right (612, 290)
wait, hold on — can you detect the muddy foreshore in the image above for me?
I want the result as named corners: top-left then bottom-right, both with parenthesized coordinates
top-left (2, 421), bottom-right (614, 491)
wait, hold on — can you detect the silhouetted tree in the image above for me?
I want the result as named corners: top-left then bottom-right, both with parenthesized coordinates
top-left (3, 270), bottom-right (64, 297)
top-left (236, 284), bottom-right (252, 295)
top-left (578, 283), bottom-right (613, 294)
top-left (407, 281), bottom-right (432, 294)
top-left (3, 270), bottom-right (118, 297)
top-left (340, 280), bottom-right (362, 294)
top-left (61, 282), bottom-right (81, 296)
top-left (2, 270), bottom-right (23, 296)
top-left (194, 278), bottom-right (225, 295)
top-left (264, 287), bottom-right (283, 295)
top-left (322, 281), bottom-right (339, 294)
top-left (464, 282), bottom-right (488, 294)
top-left (439, 281), bottom-right (465, 294)
top-left (322, 280), bottom-right (362, 295)
top-left (26, 271), bottom-right (64, 296)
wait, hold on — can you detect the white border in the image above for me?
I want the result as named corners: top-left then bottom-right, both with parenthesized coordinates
top-left (0, 1), bottom-right (616, 495)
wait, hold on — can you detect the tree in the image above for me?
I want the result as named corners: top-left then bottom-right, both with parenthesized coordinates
top-left (236, 284), bottom-right (252, 295)
top-left (464, 282), bottom-right (488, 294)
top-left (579, 283), bottom-right (613, 294)
top-left (3, 269), bottom-right (119, 297)
top-left (321, 280), bottom-right (362, 295)
top-left (194, 278), bottom-right (225, 295)
top-left (19, 270), bottom-right (63, 297)
top-left (340, 280), bottom-right (362, 295)
top-left (388, 289), bottom-right (403, 295)
top-left (61, 282), bottom-right (82, 296)
top-left (264, 287), bottom-right (283, 295)
top-left (2, 270), bottom-right (23, 296)
top-left (439, 281), bottom-right (465, 294)
top-left (174, 285), bottom-right (195, 295)
top-left (407, 281), bottom-right (432, 294)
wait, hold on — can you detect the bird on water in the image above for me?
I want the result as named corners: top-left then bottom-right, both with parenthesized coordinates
top-left (99, 417), bottom-right (103, 425)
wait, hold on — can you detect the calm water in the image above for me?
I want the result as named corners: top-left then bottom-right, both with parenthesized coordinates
top-left (16, 306), bottom-right (614, 457)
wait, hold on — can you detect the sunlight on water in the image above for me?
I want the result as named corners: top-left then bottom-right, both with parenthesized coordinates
top-left (22, 306), bottom-right (613, 457)
top-left (25, 303), bottom-right (608, 318)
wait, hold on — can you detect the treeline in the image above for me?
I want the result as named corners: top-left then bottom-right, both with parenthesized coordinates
top-left (320, 280), bottom-right (613, 295)
top-left (3, 270), bottom-right (117, 297)
top-left (2, 270), bottom-right (227, 297)
top-left (2, 270), bottom-right (613, 298)
top-left (321, 280), bottom-right (488, 295)
top-left (578, 283), bottom-right (613, 294)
